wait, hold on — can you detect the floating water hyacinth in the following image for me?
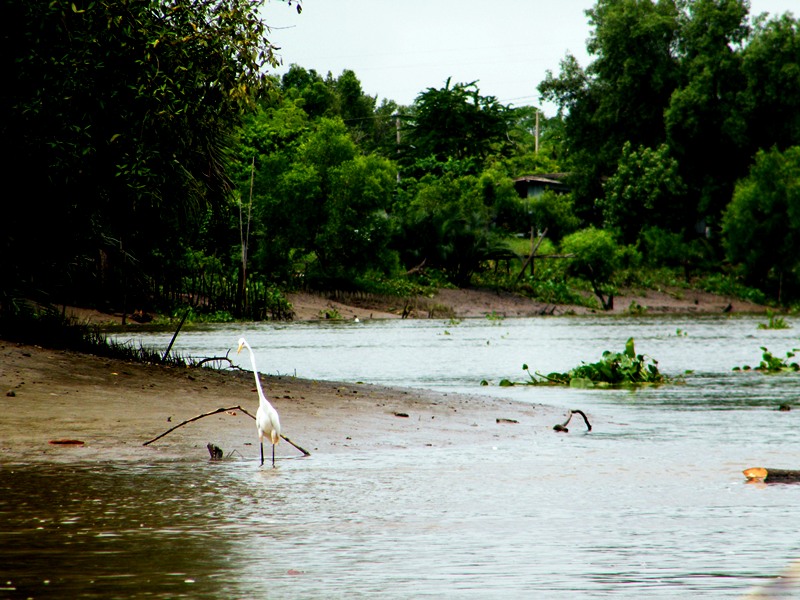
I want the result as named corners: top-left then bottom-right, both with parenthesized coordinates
top-left (495, 338), bottom-right (667, 388)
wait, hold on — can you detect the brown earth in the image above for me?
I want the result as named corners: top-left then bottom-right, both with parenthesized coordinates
top-left (66, 285), bottom-right (768, 326)
top-left (0, 286), bottom-right (766, 466)
top-left (0, 342), bottom-right (554, 466)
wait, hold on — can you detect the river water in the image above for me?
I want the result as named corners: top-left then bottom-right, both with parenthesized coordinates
top-left (2, 314), bottom-right (799, 598)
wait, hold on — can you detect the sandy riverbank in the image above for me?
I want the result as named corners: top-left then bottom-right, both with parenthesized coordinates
top-left (63, 285), bottom-right (768, 326)
top-left (0, 341), bottom-right (557, 465)
top-left (1, 286), bottom-right (768, 466)
top-left (286, 286), bottom-right (767, 321)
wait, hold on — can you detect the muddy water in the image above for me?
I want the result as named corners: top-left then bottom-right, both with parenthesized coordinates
top-left (3, 315), bottom-right (799, 598)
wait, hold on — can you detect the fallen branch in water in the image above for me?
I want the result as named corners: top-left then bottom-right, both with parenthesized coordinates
top-left (743, 467), bottom-right (800, 483)
top-left (143, 405), bottom-right (311, 456)
top-left (553, 409), bottom-right (592, 433)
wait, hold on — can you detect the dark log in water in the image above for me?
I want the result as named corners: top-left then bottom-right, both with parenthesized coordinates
top-left (743, 467), bottom-right (800, 483)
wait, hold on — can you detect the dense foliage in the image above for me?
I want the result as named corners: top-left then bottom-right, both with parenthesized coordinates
top-left (2, 0), bottom-right (291, 314)
top-left (722, 146), bottom-right (800, 301)
top-left (4, 0), bottom-right (800, 324)
top-left (540, 0), bottom-right (800, 244)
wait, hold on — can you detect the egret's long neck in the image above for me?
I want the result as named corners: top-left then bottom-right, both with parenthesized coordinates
top-left (245, 343), bottom-right (268, 403)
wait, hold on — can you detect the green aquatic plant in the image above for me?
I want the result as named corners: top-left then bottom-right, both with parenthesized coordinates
top-left (319, 307), bottom-right (342, 320)
top-left (627, 300), bottom-right (647, 315)
top-left (757, 311), bottom-right (791, 330)
top-left (491, 338), bottom-right (667, 388)
top-left (734, 347), bottom-right (799, 373)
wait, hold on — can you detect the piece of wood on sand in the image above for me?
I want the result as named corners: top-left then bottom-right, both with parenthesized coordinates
top-left (143, 405), bottom-right (311, 457)
top-left (743, 467), bottom-right (800, 483)
top-left (553, 409), bottom-right (592, 433)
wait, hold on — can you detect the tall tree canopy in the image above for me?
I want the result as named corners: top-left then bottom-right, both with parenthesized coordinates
top-left (539, 0), bottom-right (800, 239)
top-left (399, 79), bottom-right (513, 177)
top-left (722, 146), bottom-right (800, 300)
top-left (539, 0), bottom-right (680, 221)
top-left (2, 0), bottom-right (291, 307)
top-left (665, 0), bottom-right (751, 222)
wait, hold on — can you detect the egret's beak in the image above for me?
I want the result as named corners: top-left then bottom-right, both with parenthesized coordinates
top-left (237, 342), bottom-right (244, 354)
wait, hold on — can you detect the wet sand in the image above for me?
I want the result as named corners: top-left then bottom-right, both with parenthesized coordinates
top-left (2, 286), bottom-right (767, 465)
top-left (0, 342), bottom-right (552, 465)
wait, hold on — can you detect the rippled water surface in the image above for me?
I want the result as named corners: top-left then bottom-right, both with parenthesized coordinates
top-left (3, 315), bottom-right (799, 598)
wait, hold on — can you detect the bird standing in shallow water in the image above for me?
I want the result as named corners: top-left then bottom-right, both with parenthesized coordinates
top-left (237, 337), bottom-right (281, 467)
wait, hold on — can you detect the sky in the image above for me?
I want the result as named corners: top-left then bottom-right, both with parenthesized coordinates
top-left (264, 0), bottom-right (798, 115)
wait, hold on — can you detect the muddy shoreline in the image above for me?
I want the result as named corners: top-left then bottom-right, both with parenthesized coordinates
top-left (0, 342), bottom-right (556, 466)
top-left (1, 286), bottom-right (766, 466)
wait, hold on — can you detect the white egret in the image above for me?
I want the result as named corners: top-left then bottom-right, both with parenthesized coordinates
top-left (237, 337), bottom-right (281, 467)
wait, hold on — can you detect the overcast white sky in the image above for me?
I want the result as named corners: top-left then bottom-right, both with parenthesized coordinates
top-left (264, 0), bottom-right (798, 115)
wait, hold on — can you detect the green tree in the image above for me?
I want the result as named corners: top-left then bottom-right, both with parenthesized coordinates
top-left (665, 0), bottom-right (751, 225)
top-left (740, 13), bottom-right (800, 153)
top-left (540, 0), bottom-right (681, 222)
top-left (392, 172), bottom-right (515, 286)
top-left (527, 190), bottom-right (581, 244)
top-left (281, 65), bottom-right (337, 119)
top-left (400, 79), bottom-right (513, 177)
top-left (722, 146), bottom-right (800, 301)
top-left (335, 69), bottom-right (377, 141)
top-left (584, 0), bottom-right (680, 151)
top-left (599, 142), bottom-right (687, 245)
top-left (280, 65), bottom-right (398, 157)
top-left (2, 0), bottom-right (292, 309)
top-left (241, 116), bottom-right (398, 285)
top-left (561, 227), bottom-right (624, 310)
top-left (316, 154), bottom-right (398, 279)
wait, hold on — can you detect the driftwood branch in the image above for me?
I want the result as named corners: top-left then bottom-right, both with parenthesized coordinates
top-left (743, 467), bottom-right (800, 483)
top-left (404, 258), bottom-right (427, 276)
top-left (143, 405), bottom-right (249, 445)
top-left (143, 405), bottom-right (311, 456)
top-left (193, 350), bottom-right (234, 368)
top-left (553, 409), bottom-right (592, 433)
top-left (279, 434), bottom-right (312, 457)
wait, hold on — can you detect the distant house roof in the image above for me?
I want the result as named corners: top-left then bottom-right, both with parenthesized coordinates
top-left (514, 173), bottom-right (569, 183)
top-left (513, 173), bottom-right (570, 198)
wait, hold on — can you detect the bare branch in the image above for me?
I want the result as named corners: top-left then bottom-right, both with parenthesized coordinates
top-left (194, 354), bottom-right (234, 368)
top-left (143, 405), bottom-right (249, 445)
top-left (142, 404), bottom-right (311, 456)
top-left (553, 409), bottom-right (592, 433)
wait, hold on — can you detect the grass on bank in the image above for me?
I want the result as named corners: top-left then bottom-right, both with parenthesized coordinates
top-left (0, 301), bottom-right (193, 367)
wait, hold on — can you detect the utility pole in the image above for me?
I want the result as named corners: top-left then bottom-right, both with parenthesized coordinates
top-left (394, 114), bottom-right (401, 182)
top-left (239, 156), bottom-right (254, 313)
top-left (535, 107), bottom-right (540, 154)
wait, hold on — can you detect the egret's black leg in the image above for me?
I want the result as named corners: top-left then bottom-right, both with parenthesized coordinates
top-left (272, 444), bottom-right (276, 468)
top-left (260, 442), bottom-right (264, 466)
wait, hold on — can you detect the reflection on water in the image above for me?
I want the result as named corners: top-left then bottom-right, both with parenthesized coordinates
top-left (3, 315), bottom-right (799, 598)
top-left (3, 441), bottom-right (799, 598)
top-left (0, 462), bottom-right (240, 598)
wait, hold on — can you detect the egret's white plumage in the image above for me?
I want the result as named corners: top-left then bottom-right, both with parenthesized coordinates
top-left (237, 337), bottom-right (281, 467)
